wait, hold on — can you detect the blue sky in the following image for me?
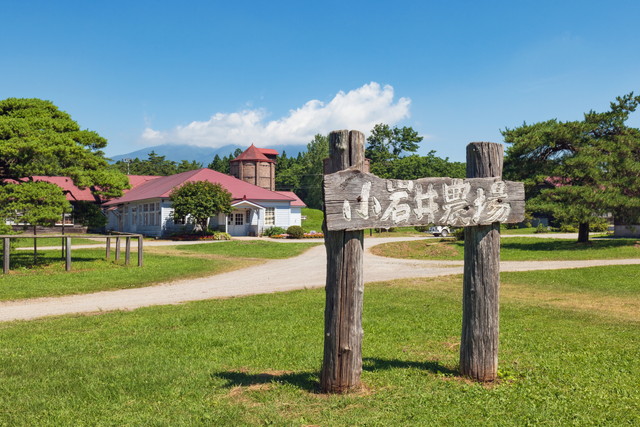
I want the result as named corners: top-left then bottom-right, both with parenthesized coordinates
top-left (2, 0), bottom-right (639, 161)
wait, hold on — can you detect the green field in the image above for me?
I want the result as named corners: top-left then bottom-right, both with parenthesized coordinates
top-left (0, 266), bottom-right (638, 425)
top-left (301, 207), bottom-right (323, 232)
top-left (0, 241), bottom-right (318, 301)
top-left (371, 237), bottom-right (640, 261)
top-left (176, 240), bottom-right (320, 258)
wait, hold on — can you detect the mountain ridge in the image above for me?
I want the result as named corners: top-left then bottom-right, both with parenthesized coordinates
top-left (108, 144), bottom-right (307, 164)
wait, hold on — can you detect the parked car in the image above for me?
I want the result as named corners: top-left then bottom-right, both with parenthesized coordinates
top-left (429, 225), bottom-right (451, 237)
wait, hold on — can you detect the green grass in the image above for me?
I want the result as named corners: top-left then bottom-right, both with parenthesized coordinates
top-left (0, 248), bottom-right (248, 301)
top-left (502, 264), bottom-right (640, 296)
top-left (371, 237), bottom-right (640, 261)
top-left (12, 236), bottom-right (102, 248)
top-left (301, 207), bottom-right (323, 232)
top-left (0, 266), bottom-right (638, 425)
top-left (0, 241), bottom-right (320, 301)
top-left (176, 240), bottom-right (320, 258)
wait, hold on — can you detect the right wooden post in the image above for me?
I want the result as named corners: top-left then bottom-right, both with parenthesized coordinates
top-left (460, 142), bottom-right (503, 382)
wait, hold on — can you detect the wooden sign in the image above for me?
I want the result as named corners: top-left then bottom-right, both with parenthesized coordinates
top-left (324, 169), bottom-right (525, 231)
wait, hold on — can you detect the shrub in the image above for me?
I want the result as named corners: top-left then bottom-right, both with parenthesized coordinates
top-left (0, 224), bottom-right (16, 251)
top-left (211, 231), bottom-right (231, 240)
top-left (559, 224), bottom-right (578, 233)
top-left (590, 218), bottom-right (609, 232)
top-left (414, 226), bottom-right (430, 232)
top-left (263, 226), bottom-right (286, 237)
top-left (534, 224), bottom-right (550, 234)
top-left (286, 225), bottom-right (305, 239)
top-left (453, 228), bottom-right (464, 240)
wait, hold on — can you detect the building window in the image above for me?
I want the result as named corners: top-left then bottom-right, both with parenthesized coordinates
top-left (234, 213), bottom-right (244, 225)
top-left (265, 207), bottom-right (275, 226)
top-left (142, 202), bottom-right (160, 226)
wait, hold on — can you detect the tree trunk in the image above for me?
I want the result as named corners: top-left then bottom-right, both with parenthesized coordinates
top-left (578, 222), bottom-right (590, 243)
top-left (321, 130), bottom-right (366, 394)
top-left (460, 142), bottom-right (503, 382)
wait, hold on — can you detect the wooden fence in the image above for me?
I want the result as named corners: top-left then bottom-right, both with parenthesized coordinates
top-left (1, 233), bottom-right (144, 274)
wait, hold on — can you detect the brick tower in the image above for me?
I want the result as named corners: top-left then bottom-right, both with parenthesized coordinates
top-left (229, 144), bottom-right (278, 191)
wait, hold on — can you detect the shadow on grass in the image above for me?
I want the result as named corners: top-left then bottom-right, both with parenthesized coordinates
top-left (212, 370), bottom-right (320, 393)
top-left (212, 358), bottom-right (460, 393)
top-left (363, 357), bottom-right (459, 376)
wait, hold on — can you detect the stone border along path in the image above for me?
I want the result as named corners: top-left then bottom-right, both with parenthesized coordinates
top-left (2, 236), bottom-right (639, 322)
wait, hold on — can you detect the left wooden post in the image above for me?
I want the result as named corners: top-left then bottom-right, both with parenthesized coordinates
top-left (321, 130), bottom-right (366, 393)
top-left (106, 237), bottom-right (111, 260)
top-left (125, 237), bottom-right (131, 265)
top-left (65, 237), bottom-right (71, 272)
top-left (3, 237), bottom-right (10, 274)
top-left (137, 236), bottom-right (144, 267)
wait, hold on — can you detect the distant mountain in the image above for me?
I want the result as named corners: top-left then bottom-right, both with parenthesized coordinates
top-left (108, 144), bottom-right (308, 164)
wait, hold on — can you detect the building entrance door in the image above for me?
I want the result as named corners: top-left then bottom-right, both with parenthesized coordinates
top-left (227, 210), bottom-right (250, 236)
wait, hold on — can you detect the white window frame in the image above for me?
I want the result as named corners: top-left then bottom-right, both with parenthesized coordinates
top-left (265, 207), bottom-right (275, 226)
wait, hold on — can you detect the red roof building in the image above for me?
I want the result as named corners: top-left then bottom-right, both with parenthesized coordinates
top-left (104, 168), bottom-right (304, 237)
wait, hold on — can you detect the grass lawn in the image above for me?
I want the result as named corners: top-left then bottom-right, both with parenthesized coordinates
top-left (371, 236), bottom-right (640, 261)
top-left (176, 240), bottom-right (320, 258)
top-left (12, 236), bottom-right (103, 248)
top-left (0, 241), bottom-right (318, 301)
top-left (0, 266), bottom-right (638, 425)
top-left (301, 207), bottom-right (323, 232)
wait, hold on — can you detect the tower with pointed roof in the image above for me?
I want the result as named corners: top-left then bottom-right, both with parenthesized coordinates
top-left (229, 144), bottom-right (278, 191)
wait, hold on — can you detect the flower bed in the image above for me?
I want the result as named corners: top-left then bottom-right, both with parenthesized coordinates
top-left (170, 232), bottom-right (231, 241)
top-left (270, 232), bottom-right (324, 239)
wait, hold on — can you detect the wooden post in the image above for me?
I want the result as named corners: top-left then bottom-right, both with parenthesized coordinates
top-left (125, 237), bottom-right (131, 265)
top-left (137, 236), bottom-right (143, 267)
top-left (33, 226), bottom-right (37, 264)
top-left (321, 130), bottom-right (366, 393)
top-left (115, 236), bottom-right (121, 262)
top-left (460, 142), bottom-right (503, 381)
top-left (3, 237), bottom-right (9, 274)
top-left (106, 237), bottom-right (111, 260)
top-left (65, 237), bottom-right (71, 272)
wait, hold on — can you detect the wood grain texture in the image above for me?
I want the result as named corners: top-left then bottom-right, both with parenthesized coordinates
top-left (324, 170), bottom-right (524, 231)
top-left (321, 130), bottom-right (365, 394)
top-left (460, 142), bottom-right (503, 381)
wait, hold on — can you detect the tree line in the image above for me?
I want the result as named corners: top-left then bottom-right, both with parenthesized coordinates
top-left (3, 95), bottom-right (640, 244)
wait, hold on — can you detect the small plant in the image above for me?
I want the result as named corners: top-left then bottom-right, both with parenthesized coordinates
top-left (286, 225), bottom-right (305, 239)
top-left (534, 224), bottom-right (550, 234)
top-left (453, 228), bottom-right (464, 240)
top-left (559, 224), bottom-right (578, 233)
top-left (590, 218), bottom-right (609, 232)
top-left (263, 226), bottom-right (286, 237)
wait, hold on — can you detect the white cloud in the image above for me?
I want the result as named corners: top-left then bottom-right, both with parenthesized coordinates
top-left (141, 82), bottom-right (411, 147)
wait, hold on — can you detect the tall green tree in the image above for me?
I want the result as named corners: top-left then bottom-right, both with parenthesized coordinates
top-left (0, 181), bottom-right (70, 227)
top-left (0, 98), bottom-right (129, 198)
top-left (0, 98), bottom-right (128, 232)
top-left (365, 123), bottom-right (422, 177)
top-left (503, 93), bottom-right (640, 242)
top-left (169, 181), bottom-right (232, 234)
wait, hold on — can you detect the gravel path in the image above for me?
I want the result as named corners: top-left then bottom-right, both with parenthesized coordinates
top-left (2, 236), bottom-right (638, 322)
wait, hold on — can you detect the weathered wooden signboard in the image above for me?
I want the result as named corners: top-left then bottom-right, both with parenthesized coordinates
top-left (324, 170), bottom-right (525, 231)
top-left (320, 129), bottom-right (523, 394)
